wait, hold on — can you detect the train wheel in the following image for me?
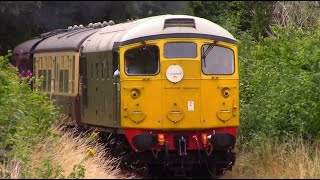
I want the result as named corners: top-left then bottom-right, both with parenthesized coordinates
top-left (143, 163), bottom-right (170, 179)
top-left (207, 162), bottom-right (225, 178)
top-left (207, 150), bottom-right (235, 178)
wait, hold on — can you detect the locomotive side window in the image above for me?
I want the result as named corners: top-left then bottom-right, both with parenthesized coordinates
top-left (96, 62), bottom-right (99, 80)
top-left (124, 45), bottom-right (159, 75)
top-left (91, 63), bottom-right (94, 79)
top-left (201, 44), bottom-right (235, 75)
top-left (164, 42), bottom-right (197, 58)
top-left (102, 61), bottom-right (105, 79)
top-left (106, 59), bottom-right (110, 79)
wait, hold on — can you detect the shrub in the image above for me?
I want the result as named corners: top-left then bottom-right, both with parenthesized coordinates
top-left (0, 51), bottom-right (62, 178)
top-left (238, 25), bottom-right (320, 146)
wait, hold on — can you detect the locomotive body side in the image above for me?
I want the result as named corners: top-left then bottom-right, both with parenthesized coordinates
top-left (79, 50), bottom-right (120, 129)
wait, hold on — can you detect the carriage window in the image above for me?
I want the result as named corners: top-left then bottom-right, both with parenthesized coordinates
top-left (124, 45), bottom-right (159, 75)
top-left (47, 70), bottom-right (52, 92)
top-left (64, 70), bottom-right (69, 93)
top-left (38, 70), bottom-right (45, 91)
top-left (201, 45), bottom-right (234, 75)
top-left (164, 42), bottom-right (197, 58)
top-left (59, 70), bottom-right (64, 92)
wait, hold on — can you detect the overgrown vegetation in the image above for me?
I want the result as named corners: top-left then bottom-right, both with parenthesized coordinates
top-left (0, 51), bottom-right (62, 178)
top-left (239, 25), bottom-right (320, 147)
top-left (224, 138), bottom-right (320, 179)
top-left (0, 52), bottom-right (126, 179)
top-left (28, 126), bottom-right (130, 179)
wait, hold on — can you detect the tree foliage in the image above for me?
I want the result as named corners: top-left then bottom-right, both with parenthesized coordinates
top-left (273, 1), bottom-right (320, 29)
top-left (189, 1), bottom-right (275, 39)
top-left (0, 1), bottom-right (190, 55)
top-left (238, 26), bottom-right (320, 146)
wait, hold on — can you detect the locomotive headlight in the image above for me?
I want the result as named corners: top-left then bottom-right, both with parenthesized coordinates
top-left (222, 88), bottom-right (230, 98)
top-left (131, 89), bottom-right (141, 99)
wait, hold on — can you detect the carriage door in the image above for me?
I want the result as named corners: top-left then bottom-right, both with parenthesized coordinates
top-left (79, 54), bottom-right (88, 122)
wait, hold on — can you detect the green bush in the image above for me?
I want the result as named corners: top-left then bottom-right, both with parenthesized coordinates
top-left (238, 26), bottom-right (320, 147)
top-left (0, 51), bottom-right (62, 178)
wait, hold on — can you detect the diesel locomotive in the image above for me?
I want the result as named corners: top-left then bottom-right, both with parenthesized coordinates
top-left (11, 14), bottom-right (239, 178)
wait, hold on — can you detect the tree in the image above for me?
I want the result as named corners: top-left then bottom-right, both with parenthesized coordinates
top-left (189, 1), bottom-right (276, 39)
top-left (272, 1), bottom-right (320, 29)
top-left (0, 1), bottom-right (190, 55)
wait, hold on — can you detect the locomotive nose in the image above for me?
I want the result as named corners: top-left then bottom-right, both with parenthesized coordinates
top-left (132, 133), bottom-right (158, 151)
top-left (208, 133), bottom-right (236, 150)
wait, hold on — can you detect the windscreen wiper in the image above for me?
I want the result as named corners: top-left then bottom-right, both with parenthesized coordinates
top-left (202, 41), bottom-right (218, 68)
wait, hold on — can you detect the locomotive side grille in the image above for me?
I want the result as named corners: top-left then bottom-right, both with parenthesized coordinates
top-left (164, 18), bottom-right (196, 29)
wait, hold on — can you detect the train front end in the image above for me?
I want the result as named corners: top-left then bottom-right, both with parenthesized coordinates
top-left (119, 16), bottom-right (239, 177)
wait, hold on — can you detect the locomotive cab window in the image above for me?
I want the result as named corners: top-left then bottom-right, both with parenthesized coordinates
top-left (164, 42), bottom-right (197, 58)
top-left (124, 45), bottom-right (159, 75)
top-left (201, 44), bottom-right (235, 75)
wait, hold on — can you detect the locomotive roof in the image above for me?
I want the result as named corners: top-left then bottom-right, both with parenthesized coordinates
top-left (82, 14), bottom-right (236, 53)
top-left (33, 28), bottom-right (99, 53)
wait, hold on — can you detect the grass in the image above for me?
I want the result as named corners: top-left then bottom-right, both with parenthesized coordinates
top-left (223, 137), bottom-right (320, 179)
top-left (4, 124), bottom-right (320, 179)
top-left (26, 125), bottom-right (136, 179)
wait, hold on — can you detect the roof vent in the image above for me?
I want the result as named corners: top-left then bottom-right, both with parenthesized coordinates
top-left (164, 18), bottom-right (196, 29)
top-left (73, 25), bottom-right (79, 30)
top-left (103, 21), bottom-right (109, 27)
top-left (97, 22), bottom-right (103, 28)
top-left (108, 20), bottom-right (115, 25)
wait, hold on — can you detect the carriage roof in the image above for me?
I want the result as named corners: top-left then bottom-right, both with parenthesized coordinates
top-left (13, 38), bottom-right (43, 56)
top-left (33, 28), bottom-right (99, 53)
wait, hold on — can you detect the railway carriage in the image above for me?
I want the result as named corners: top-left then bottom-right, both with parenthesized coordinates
top-left (12, 14), bottom-right (239, 178)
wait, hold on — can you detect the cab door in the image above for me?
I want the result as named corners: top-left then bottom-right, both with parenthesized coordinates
top-left (120, 44), bottom-right (163, 130)
top-left (200, 43), bottom-right (240, 128)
